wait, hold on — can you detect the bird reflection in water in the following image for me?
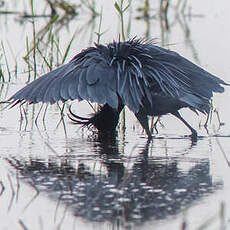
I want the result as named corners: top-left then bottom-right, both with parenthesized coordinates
top-left (6, 135), bottom-right (222, 227)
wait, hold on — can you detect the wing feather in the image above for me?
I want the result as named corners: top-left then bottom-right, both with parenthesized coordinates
top-left (67, 69), bottom-right (81, 100)
top-left (141, 44), bottom-right (228, 112)
top-left (59, 67), bottom-right (82, 101)
top-left (9, 65), bottom-right (67, 103)
top-left (9, 46), bottom-right (119, 110)
top-left (77, 68), bottom-right (89, 100)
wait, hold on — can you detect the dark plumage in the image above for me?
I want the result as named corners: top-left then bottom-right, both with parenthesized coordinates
top-left (8, 39), bottom-right (228, 139)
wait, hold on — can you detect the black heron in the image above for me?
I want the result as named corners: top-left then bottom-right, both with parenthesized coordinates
top-left (8, 39), bottom-right (228, 139)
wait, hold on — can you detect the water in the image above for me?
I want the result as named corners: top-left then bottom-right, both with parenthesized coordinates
top-left (0, 1), bottom-right (230, 229)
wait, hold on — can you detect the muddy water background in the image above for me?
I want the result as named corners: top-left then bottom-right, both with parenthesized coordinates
top-left (0, 0), bottom-right (230, 229)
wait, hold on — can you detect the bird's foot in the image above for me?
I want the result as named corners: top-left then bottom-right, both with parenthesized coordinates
top-left (190, 129), bottom-right (198, 140)
top-left (147, 133), bottom-right (153, 141)
top-left (183, 129), bottom-right (198, 144)
top-left (147, 135), bottom-right (153, 145)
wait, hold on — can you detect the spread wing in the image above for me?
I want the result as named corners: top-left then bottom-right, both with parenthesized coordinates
top-left (8, 47), bottom-right (119, 109)
top-left (140, 43), bottom-right (228, 113)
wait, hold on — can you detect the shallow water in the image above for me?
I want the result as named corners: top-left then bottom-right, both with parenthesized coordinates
top-left (0, 0), bottom-right (230, 229)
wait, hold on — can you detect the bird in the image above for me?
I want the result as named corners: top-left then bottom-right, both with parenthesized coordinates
top-left (8, 38), bottom-right (228, 139)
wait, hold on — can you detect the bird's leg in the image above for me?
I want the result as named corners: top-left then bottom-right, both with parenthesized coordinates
top-left (135, 110), bottom-right (152, 139)
top-left (172, 111), bottom-right (197, 139)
